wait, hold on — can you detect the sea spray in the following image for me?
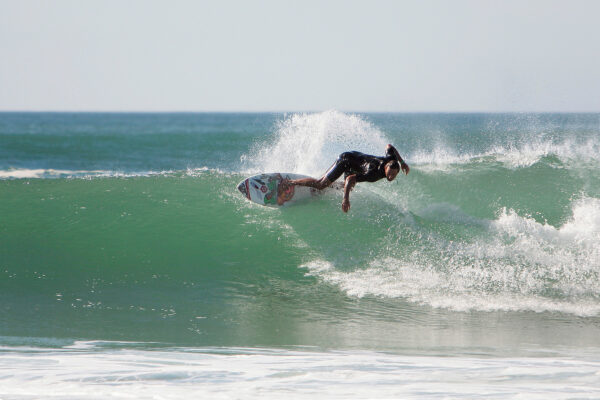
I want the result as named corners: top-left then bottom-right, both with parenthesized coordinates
top-left (241, 110), bottom-right (389, 176)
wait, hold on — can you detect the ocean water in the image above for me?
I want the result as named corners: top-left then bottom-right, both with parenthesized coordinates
top-left (1, 111), bottom-right (600, 398)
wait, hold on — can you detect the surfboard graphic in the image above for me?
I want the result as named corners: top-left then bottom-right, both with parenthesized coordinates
top-left (236, 173), bottom-right (318, 207)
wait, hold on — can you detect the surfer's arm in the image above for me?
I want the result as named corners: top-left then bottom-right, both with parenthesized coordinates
top-left (387, 144), bottom-right (410, 175)
top-left (342, 174), bottom-right (356, 213)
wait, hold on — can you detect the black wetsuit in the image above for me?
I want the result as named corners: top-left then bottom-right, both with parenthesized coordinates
top-left (325, 148), bottom-right (396, 183)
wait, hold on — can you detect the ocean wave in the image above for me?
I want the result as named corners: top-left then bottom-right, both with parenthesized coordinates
top-left (303, 196), bottom-right (600, 316)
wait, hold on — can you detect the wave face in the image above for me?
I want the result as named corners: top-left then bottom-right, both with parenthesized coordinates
top-left (1, 111), bottom-right (600, 350)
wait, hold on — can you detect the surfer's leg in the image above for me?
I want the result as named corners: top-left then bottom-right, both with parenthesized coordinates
top-left (290, 155), bottom-right (345, 190)
top-left (291, 176), bottom-right (331, 190)
top-left (323, 156), bottom-right (346, 183)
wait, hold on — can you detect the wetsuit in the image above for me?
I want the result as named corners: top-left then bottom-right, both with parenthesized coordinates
top-left (325, 147), bottom-right (396, 183)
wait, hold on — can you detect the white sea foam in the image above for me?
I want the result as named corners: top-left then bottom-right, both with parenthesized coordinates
top-left (0, 167), bottom-right (229, 180)
top-left (411, 137), bottom-right (600, 172)
top-left (491, 137), bottom-right (600, 168)
top-left (0, 168), bottom-right (162, 179)
top-left (410, 145), bottom-right (475, 172)
top-left (241, 110), bottom-right (389, 177)
top-left (0, 168), bottom-right (106, 179)
top-left (1, 345), bottom-right (600, 399)
top-left (304, 197), bottom-right (600, 316)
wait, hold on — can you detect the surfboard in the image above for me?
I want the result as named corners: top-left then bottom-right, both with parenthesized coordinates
top-left (237, 173), bottom-right (326, 207)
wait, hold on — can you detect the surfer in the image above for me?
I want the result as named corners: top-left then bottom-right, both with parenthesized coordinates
top-left (287, 144), bottom-right (409, 212)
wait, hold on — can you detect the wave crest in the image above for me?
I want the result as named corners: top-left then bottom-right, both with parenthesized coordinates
top-left (412, 137), bottom-right (600, 172)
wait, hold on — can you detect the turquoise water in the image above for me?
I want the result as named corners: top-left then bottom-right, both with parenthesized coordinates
top-left (1, 111), bottom-right (600, 398)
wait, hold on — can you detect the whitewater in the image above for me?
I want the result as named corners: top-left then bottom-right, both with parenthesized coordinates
top-left (1, 111), bottom-right (600, 398)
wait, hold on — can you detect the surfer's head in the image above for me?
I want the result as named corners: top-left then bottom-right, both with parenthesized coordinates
top-left (385, 160), bottom-right (400, 181)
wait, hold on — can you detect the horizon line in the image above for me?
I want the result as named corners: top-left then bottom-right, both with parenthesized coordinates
top-left (1, 109), bottom-right (600, 114)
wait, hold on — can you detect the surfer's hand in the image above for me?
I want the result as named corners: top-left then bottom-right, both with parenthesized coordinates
top-left (401, 161), bottom-right (410, 175)
top-left (342, 198), bottom-right (350, 213)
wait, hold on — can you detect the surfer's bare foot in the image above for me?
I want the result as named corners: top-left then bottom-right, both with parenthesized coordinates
top-left (279, 179), bottom-right (293, 193)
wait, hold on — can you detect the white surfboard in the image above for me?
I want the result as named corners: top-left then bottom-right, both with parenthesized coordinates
top-left (237, 173), bottom-right (330, 207)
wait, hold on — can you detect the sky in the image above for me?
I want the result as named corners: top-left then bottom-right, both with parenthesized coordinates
top-left (1, 0), bottom-right (599, 112)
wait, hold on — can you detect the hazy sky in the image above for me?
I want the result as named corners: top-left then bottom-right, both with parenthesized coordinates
top-left (1, 0), bottom-right (599, 112)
